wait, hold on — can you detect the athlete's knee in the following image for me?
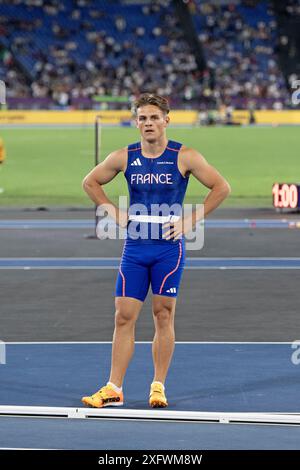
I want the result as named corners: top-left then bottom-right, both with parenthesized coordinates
top-left (153, 303), bottom-right (174, 328)
top-left (115, 307), bottom-right (136, 328)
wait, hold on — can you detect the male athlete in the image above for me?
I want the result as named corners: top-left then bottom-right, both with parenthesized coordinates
top-left (81, 93), bottom-right (230, 408)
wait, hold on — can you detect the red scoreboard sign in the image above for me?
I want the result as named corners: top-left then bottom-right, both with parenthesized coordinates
top-left (272, 183), bottom-right (300, 209)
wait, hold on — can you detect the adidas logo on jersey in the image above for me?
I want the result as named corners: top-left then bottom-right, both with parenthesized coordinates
top-left (131, 158), bottom-right (142, 166)
top-left (166, 287), bottom-right (177, 293)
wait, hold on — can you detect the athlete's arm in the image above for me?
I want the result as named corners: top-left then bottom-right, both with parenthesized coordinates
top-left (163, 148), bottom-right (230, 240)
top-left (82, 148), bottom-right (128, 227)
top-left (182, 147), bottom-right (231, 221)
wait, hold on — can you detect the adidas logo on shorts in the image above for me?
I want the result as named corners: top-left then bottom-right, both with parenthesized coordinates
top-left (131, 158), bottom-right (142, 166)
top-left (166, 287), bottom-right (177, 293)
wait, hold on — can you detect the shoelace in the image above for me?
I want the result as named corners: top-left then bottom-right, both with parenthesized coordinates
top-left (92, 387), bottom-right (113, 400)
top-left (151, 385), bottom-right (163, 394)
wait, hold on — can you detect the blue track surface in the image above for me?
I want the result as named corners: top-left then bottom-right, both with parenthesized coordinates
top-left (0, 343), bottom-right (300, 450)
top-left (0, 343), bottom-right (299, 412)
top-left (1, 417), bottom-right (300, 450)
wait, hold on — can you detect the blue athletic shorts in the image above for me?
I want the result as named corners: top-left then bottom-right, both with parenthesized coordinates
top-left (115, 240), bottom-right (185, 301)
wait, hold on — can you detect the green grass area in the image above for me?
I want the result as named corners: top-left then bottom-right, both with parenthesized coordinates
top-left (0, 126), bottom-right (299, 207)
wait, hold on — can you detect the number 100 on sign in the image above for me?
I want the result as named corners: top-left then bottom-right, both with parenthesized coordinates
top-left (272, 183), bottom-right (300, 209)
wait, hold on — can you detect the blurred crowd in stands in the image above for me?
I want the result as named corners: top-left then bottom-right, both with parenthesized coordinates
top-left (0, 0), bottom-right (299, 111)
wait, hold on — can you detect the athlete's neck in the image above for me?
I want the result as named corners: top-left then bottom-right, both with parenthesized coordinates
top-left (141, 137), bottom-right (168, 158)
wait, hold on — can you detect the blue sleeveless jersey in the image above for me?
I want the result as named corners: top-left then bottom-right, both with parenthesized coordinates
top-left (124, 140), bottom-right (189, 243)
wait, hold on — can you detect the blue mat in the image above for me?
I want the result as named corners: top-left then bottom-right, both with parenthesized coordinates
top-left (0, 343), bottom-right (299, 412)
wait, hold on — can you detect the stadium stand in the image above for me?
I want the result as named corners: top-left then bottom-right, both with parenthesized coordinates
top-left (0, 0), bottom-right (299, 110)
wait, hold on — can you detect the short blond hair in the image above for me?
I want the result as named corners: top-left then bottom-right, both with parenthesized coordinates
top-left (133, 93), bottom-right (170, 115)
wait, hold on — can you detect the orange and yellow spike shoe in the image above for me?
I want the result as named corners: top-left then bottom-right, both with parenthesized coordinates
top-left (82, 384), bottom-right (124, 408)
top-left (149, 381), bottom-right (168, 408)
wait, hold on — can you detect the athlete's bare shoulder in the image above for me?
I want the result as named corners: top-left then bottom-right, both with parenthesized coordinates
top-left (178, 145), bottom-right (206, 176)
top-left (104, 147), bottom-right (127, 173)
top-left (84, 147), bottom-right (127, 186)
top-left (179, 145), bottom-right (204, 160)
top-left (179, 145), bottom-right (230, 190)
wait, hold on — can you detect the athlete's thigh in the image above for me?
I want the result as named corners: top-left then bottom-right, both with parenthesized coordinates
top-left (150, 240), bottom-right (185, 298)
top-left (116, 243), bottom-right (150, 302)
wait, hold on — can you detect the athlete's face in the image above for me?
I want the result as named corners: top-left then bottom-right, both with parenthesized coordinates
top-left (136, 105), bottom-right (169, 143)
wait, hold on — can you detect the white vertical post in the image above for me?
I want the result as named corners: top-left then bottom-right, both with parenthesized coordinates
top-left (0, 80), bottom-right (6, 105)
top-left (94, 115), bottom-right (102, 237)
top-left (0, 341), bottom-right (6, 365)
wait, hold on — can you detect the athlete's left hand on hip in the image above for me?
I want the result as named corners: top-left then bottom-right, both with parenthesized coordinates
top-left (163, 215), bottom-right (194, 240)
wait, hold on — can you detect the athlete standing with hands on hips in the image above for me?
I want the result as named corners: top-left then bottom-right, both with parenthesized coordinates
top-left (82, 94), bottom-right (230, 408)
